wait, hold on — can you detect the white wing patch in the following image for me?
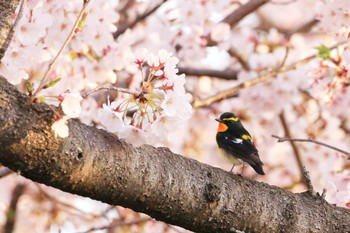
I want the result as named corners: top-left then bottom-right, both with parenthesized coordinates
top-left (232, 138), bottom-right (243, 144)
top-left (225, 136), bottom-right (243, 144)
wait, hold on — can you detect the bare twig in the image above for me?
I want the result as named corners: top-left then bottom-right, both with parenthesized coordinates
top-left (114, 0), bottom-right (168, 39)
top-left (222, 0), bottom-right (270, 27)
top-left (277, 114), bottom-right (329, 198)
top-left (278, 46), bottom-right (290, 68)
top-left (301, 166), bottom-right (316, 195)
top-left (3, 183), bottom-right (26, 233)
top-left (77, 217), bottom-right (152, 233)
top-left (192, 40), bottom-right (349, 108)
top-left (0, 167), bottom-right (13, 178)
top-left (271, 135), bottom-right (350, 159)
top-left (278, 112), bottom-right (306, 186)
top-left (82, 85), bottom-right (139, 98)
top-left (0, 0), bottom-right (26, 61)
top-left (321, 188), bottom-right (327, 199)
top-left (285, 19), bottom-right (319, 39)
top-left (228, 48), bottom-right (250, 70)
top-left (31, 0), bottom-right (90, 101)
top-left (192, 53), bottom-right (313, 108)
top-left (178, 67), bottom-right (238, 80)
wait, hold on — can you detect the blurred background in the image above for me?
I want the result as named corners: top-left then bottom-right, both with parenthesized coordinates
top-left (0, 0), bottom-right (349, 232)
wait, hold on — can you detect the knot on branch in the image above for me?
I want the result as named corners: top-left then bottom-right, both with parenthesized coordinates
top-left (204, 170), bottom-right (222, 204)
top-left (204, 182), bottom-right (221, 203)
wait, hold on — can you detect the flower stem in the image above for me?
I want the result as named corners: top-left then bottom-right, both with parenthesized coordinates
top-left (31, 0), bottom-right (91, 102)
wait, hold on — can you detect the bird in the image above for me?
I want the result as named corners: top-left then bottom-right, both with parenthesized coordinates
top-left (215, 112), bottom-right (265, 175)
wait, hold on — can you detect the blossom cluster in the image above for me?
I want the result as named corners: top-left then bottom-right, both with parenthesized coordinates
top-left (307, 45), bottom-right (350, 116)
top-left (317, 0), bottom-right (350, 37)
top-left (98, 49), bottom-right (192, 146)
top-left (0, 0), bottom-right (121, 135)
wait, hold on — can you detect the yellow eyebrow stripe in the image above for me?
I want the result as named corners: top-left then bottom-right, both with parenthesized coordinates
top-left (241, 134), bottom-right (251, 140)
top-left (223, 117), bottom-right (239, 121)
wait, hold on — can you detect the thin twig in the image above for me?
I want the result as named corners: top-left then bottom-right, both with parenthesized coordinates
top-left (178, 67), bottom-right (238, 80)
top-left (192, 40), bottom-right (349, 108)
top-left (3, 183), bottom-right (26, 233)
top-left (0, 0), bottom-right (26, 61)
top-left (77, 217), bottom-right (152, 233)
top-left (285, 19), bottom-right (319, 39)
top-left (222, 0), bottom-right (270, 27)
top-left (278, 46), bottom-right (290, 68)
top-left (228, 48), bottom-right (250, 71)
top-left (278, 111), bottom-right (306, 186)
top-left (31, 0), bottom-right (90, 101)
top-left (321, 188), bottom-right (327, 199)
top-left (271, 135), bottom-right (350, 159)
top-left (206, 0), bottom-right (269, 47)
top-left (301, 166), bottom-right (316, 195)
top-left (114, 0), bottom-right (168, 39)
top-left (82, 85), bottom-right (139, 98)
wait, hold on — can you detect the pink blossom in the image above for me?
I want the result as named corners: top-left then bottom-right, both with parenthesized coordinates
top-left (51, 116), bottom-right (69, 138)
top-left (61, 93), bottom-right (83, 118)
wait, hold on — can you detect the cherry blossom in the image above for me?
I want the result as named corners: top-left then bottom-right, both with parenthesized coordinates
top-left (97, 49), bottom-right (193, 145)
top-left (51, 116), bottom-right (69, 138)
top-left (61, 93), bottom-right (83, 118)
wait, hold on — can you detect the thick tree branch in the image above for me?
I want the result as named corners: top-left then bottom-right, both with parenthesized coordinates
top-left (0, 76), bottom-right (350, 232)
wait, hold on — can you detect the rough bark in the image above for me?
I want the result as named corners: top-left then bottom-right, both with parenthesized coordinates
top-left (0, 76), bottom-right (349, 233)
top-left (0, 0), bottom-right (20, 59)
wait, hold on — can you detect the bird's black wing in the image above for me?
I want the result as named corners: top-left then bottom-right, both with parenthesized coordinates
top-left (217, 133), bottom-right (264, 175)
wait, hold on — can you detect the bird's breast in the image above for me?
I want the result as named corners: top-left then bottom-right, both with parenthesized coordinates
top-left (218, 148), bottom-right (243, 165)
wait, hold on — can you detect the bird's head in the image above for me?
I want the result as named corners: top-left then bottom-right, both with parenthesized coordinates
top-left (215, 112), bottom-right (241, 132)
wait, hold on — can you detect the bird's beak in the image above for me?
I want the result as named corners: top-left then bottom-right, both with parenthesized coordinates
top-left (215, 118), bottom-right (222, 123)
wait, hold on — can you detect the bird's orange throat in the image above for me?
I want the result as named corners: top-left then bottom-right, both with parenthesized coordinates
top-left (217, 123), bottom-right (228, 132)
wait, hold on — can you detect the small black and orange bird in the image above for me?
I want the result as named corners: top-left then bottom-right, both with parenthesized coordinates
top-left (216, 112), bottom-right (265, 175)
